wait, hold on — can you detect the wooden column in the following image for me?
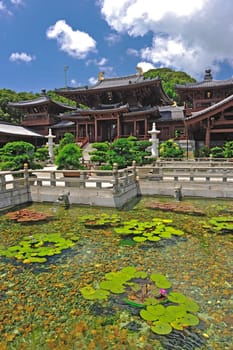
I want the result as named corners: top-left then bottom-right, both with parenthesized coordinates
top-left (117, 115), bottom-right (120, 138)
top-left (205, 118), bottom-right (211, 148)
top-left (94, 117), bottom-right (98, 142)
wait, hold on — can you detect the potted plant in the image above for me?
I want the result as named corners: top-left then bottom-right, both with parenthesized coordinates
top-left (55, 143), bottom-right (85, 176)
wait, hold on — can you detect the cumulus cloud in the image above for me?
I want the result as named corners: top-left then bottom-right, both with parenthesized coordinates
top-left (99, 0), bottom-right (233, 78)
top-left (9, 52), bottom-right (35, 63)
top-left (137, 61), bottom-right (155, 73)
top-left (46, 20), bottom-right (97, 59)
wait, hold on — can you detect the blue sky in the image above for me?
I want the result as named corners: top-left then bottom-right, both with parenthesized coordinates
top-left (1, 0), bottom-right (233, 93)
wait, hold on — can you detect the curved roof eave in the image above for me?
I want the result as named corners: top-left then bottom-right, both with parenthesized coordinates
top-left (186, 94), bottom-right (233, 120)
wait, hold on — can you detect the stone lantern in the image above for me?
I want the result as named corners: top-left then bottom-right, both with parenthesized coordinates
top-left (46, 128), bottom-right (56, 163)
top-left (148, 122), bottom-right (160, 157)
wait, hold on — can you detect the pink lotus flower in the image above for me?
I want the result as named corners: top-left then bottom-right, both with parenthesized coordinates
top-left (159, 288), bottom-right (167, 296)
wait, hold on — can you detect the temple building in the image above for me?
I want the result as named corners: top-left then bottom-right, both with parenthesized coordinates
top-left (8, 89), bottom-right (76, 137)
top-left (7, 67), bottom-right (233, 151)
top-left (176, 69), bottom-right (233, 148)
top-left (54, 69), bottom-right (185, 143)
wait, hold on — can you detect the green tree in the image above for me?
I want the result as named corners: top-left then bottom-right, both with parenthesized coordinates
top-left (55, 143), bottom-right (83, 170)
top-left (89, 137), bottom-right (152, 169)
top-left (143, 68), bottom-right (196, 102)
top-left (159, 139), bottom-right (184, 158)
top-left (0, 141), bottom-right (42, 170)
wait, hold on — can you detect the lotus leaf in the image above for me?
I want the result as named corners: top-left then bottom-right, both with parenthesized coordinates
top-left (150, 273), bottom-right (172, 289)
top-left (99, 280), bottom-right (126, 294)
top-left (114, 217), bottom-right (184, 244)
top-left (181, 299), bottom-right (199, 312)
top-left (81, 213), bottom-right (121, 228)
top-left (151, 321), bottom-right (172, 335)
top-left (0, 232), bottom-right (79, 263)
top-left (144, 297), bottom-right (160, 305)
top-left (80, 286), bottom-right (110, 300)
top-left (167, 292), bottom-right (188, 304)
top-left (177, 313), bottom-right (200, 327)
top-left (133, 236), bottom-right (147, 242)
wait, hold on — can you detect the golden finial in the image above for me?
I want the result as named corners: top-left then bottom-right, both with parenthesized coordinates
top-left (98, 71), bottom-right (105, 81)
top-left (136, 66), bottom-right (143, 76)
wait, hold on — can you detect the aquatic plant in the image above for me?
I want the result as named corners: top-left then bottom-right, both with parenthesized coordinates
top-left (80, 267), bottom-right (200, 335)
top-left (203, 216), bottom-right (233, 234)
top-left (6, 208), bottom-right (53, 223)
top-left (0, 232), bottom-right (79, 263)
top-left (146, 201), bottom-right (205, 216)
top-left (80, 213), bottom-right (121, 228)
top-left (114, 218), bottom-right (184, 242)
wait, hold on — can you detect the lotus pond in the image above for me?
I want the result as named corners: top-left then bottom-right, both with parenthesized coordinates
top-left (0, 196), bottom-right (232, 350)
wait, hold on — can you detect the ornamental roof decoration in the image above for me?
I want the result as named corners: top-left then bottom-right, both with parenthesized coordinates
top-left (176, 69), bottom-right (233, 89)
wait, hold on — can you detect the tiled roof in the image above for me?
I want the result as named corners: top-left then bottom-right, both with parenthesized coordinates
top-left (8, 96), bottom-right (75, 110)
top-left (0, 122), bottom-right (44, 137)
top-left (176, 78), bottom-right (233, 89)
top-left (57, 74), bottom-right (160, 92)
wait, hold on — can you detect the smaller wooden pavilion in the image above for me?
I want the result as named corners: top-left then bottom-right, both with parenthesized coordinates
top-left (8, 89), bottom-right (76, 137)
top-left (176, 69), bottom-right (233, 148)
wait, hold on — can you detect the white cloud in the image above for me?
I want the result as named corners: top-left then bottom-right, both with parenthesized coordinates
top-left (9, 52), bottom-right (35, 63)
top-left (10, 0), bottom-right (23, 5)
top-left (105, 32), bottom-right (121, 45)
top-left (136, 61), bottom-right (155, 73)
top-left (99, 0), bottom-right (233, 78)
top-left (0, 1), bottom-right (12, 15)
top-left (46, 20), bottom-right (97, 59)
top-left (89, 76), bottom-right (98, 85)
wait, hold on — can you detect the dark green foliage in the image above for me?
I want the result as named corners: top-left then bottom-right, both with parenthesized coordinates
top-left (89, 142), bottom-right (110, 164)
top-left (57, 132), bottom-right (75, 151)
top-left (222, 141), bottom-right (233, 158)
top-left (159, 139), bottom-right (184, 158)
top-left (34, 146), bottom-right (49, 162)
top-left (90, 137), bottom-right (152, 169)
top-left (194, 146), bottom-right (210, 158)
top-left (143, 68), bottom-right (196, 101)
top-left (210, 146), bottom-right (224, 158)
top-left (55, 143), bottom-right (83, 170)
top-left (0, 141), bottom-right (42, 170)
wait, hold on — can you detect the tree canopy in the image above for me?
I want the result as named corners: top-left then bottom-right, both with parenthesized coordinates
top-left (143, 68), bottom-right (196, 102)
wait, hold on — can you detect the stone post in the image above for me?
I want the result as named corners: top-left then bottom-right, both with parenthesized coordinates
top-left (112, 163), bottom-right (119, 193)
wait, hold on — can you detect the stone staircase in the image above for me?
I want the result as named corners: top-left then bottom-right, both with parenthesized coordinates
top-left (82, 142), bottom-right (94, 161)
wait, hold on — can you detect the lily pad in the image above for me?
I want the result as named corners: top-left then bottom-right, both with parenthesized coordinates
top-left (151, 321), bottom-right (172, 335)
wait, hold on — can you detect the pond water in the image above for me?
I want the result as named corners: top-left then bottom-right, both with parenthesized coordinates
top-left (0, 197), bottom-right (232, 350)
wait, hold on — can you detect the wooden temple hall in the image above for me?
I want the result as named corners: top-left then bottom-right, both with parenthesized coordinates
top-left (8, 68), bottom-right (233, 149)
top-left (8, 69), bottom-right (185, 144)
top-left (54, 69), bottom-right (183, 143)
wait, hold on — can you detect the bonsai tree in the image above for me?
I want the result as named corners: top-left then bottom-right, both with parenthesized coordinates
top-left (55, 143), bottom-right (84, 170)
top-left (0, 141), bottom-right (43, 170)
top-left (159, 139), bottom-right (184, 159)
